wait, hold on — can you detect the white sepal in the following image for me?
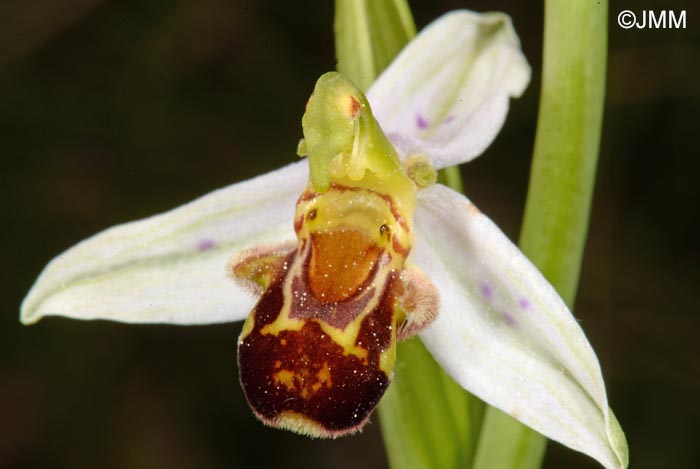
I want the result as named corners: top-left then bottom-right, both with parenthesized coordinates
top-left (413, 184), bottom-right (628, 469)
top-left (21, 161), bottom-right (307, 325)
top-left (367, 10), bottom-right (530, 169)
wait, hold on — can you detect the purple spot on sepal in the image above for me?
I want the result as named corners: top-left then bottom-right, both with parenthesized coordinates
top-left (197, 239), bottom-right (216, 251)
top-left (416, 114), bottom-right (429, 129)
top-left (502, 312), bottom-right (516, 326)
top-left (480, 282), bottom-right (493, 300)
top-left (518, 298), bottom-right (531, 310)
top-left (442, 115), bottom-right (456, 124)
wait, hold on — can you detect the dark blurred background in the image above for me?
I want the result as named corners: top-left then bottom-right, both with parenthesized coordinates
top-left (2, 0), bottom-right (698, 468)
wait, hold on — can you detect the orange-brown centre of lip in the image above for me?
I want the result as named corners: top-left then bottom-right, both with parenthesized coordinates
top-left (308, 229), bottom-right (382, 303)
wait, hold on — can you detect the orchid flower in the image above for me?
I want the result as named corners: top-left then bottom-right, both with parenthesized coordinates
top-left (21, 11), bottom-right (627, 469)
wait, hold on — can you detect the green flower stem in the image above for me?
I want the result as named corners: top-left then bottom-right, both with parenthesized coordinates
top-left (521, 0), bottom-right (608, 307)
top-left (380, 338), bottom-right (484, 469)
top-left (440, 165), bottom-right (464, 194)
top-left (473, 1), bottom-right (609, 468)
top-left (334, 1), bottom-right (482, 467)
top-left (334, 0), bottom-right (415, 91)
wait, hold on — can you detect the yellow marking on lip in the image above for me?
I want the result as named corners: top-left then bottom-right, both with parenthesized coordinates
top-left (239, 313), bottom-right (255, 341)
top-left (378, 326), bottom-right (397, 374)
top-left (312, 361), bottom-right (333, 393)
top-left (260, 314), bottom-right (305, 336)
top-left (273, 369), bottom-right (297, 392)
top-left (272, 362), bottom-right (334, 399)
top-left (262, 314), bottom-right (371, 361)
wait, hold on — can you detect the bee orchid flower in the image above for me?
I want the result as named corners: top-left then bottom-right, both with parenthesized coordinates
top-left (21, 11), bottom-right (627, 469)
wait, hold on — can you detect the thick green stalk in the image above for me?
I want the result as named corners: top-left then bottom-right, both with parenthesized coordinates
top-left (334, 1), bottom-right (482, 467)
top-left (334, 0), bottom-right (415, 91)
top-left (380, 338), bottom-right (483, 469)
top-left (440, 165), bottom-right (464, 194)
top-left (522, 0), bottom-right (608, 306)
top-left (473, 1), bottom-right (608, 468)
